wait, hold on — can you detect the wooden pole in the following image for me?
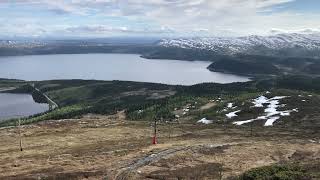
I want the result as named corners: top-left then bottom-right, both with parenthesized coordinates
top-left (18, 119), bottom-right (23, 151)
top-left (219, 163), bottom-right (223, 180)
top-left (153, 119), bottom-right (157, 145)
top-left (168, 122), bottom-right (171, 139)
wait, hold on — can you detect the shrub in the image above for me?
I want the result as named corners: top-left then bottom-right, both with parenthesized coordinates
top-left (240, 164), bottom-right (311, 180)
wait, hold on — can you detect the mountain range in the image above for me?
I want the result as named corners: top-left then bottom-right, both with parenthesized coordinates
top-left (158, 32), bottom-right (320, 58)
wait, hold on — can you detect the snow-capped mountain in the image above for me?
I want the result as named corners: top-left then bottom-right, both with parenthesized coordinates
top-left (0, 40), bottom-right (47, 48)
top-left (158, 33), bottom-right (320, 56)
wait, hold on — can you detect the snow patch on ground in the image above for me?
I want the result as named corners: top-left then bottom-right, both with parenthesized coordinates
top-left (227, 103), bottom-right (233, 108)
top-left (264, 116), bottom-right (280, 126)
top-left (233, 96), bottom-right (298, 126)
top-left (198, 118), bottom-right (213, 124)
top-left (226, 110), bottom-right (241, 118)
top-left (253, 96), bottom-right (268, 107)
top-left (233, 116), bottom-right (266, 125)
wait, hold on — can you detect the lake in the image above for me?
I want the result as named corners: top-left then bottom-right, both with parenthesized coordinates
top-left (0, 93), bottom-right (49, 122)
top-left (0, 54), bottom-right (249, 85)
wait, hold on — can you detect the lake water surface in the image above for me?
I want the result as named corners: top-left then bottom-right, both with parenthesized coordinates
top-left (0, 54), bottom-right (249, 85)
top-left (0, 93), bottom-right (49, 121)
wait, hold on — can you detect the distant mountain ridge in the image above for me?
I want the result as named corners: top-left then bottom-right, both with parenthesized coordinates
top-left (158, 32), bottom-right (320, 57)
top-left (0, 37), bottom-right (159, 49)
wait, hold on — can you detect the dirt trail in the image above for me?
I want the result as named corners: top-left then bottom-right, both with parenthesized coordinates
top-left (200, 102), bottom-right (216, 110)
top-left (115, 143), bottom-right (239, 180)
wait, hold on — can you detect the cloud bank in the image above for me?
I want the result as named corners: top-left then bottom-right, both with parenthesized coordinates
top-left (1, 0), bottom-right (319, 37)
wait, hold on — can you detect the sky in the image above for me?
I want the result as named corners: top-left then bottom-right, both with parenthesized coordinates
top-left (0, 0), bottom-right (320, 38)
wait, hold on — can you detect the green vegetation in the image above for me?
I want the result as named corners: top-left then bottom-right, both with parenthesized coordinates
top-left (0, 105), bottom-right (87, 127)
top-left (0, 78), bottom-right (25, 90)
top-left (1, 75), bottom-right (320, 127)
top-left (208, 55), bottom-right (320, 77)
top-left (208, 57), bottom-right (280, 75)
top-left (274, 75), bottom-right (320, 92)
top-left (0, 79), bottom-right (259, 126)
top-left (240, 164), bottom-right (312, 180)
top-left (142, 46), bottom-right (223, 61)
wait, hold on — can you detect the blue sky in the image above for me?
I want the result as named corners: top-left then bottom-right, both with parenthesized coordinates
top-left (0, 0), bottom-right (319, 38)
top-left (275, 0), bottom-right (320, 13)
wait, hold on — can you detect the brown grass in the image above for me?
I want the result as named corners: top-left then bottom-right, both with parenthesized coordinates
top-left (0, 112), bottom-right (319, 179)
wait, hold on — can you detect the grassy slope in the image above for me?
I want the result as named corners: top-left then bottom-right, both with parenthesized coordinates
top-left (0, 78), bottom-right (319, 179)
top-left (0, 114), bottom-right (318, 179)
top-left (1, 76), bottom-right (320, 130)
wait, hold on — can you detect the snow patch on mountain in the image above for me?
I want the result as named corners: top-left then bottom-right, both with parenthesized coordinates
top-left (158, 33), bottom-right (320, 55)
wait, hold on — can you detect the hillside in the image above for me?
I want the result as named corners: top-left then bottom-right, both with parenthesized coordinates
top-left (0, 78), bottom-right (320, 179)
top-left (206, 55), bottom-right (320, 76)
top-left (207, 57), bottom-right (280, 76)
top-left (1, 78), bottom-right (320, 179)
top-left (0, 113), bottom-right (318, 179)
top-left (1, 76), bottom-right (320, 129)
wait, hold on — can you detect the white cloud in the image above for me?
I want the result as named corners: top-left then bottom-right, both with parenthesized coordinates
top-left (270, 28), bottom-right (320, 34)
top-left (1, 0), bottom-right (320, 36)
top-left (61, 25), bottom-right (175, 37)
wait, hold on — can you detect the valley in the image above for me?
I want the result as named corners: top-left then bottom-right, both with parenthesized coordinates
top-left (1, 37), bottom-right (320, 179)
top-left (1, 33), bottom-right (320, 180)
top-left (2, 1), bottom-right (320, 179)
top-left (2, 33), bottom-right (320, 78)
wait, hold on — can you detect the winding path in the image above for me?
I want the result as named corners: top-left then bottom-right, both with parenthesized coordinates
top-left (115, 143), bottom-right (239, 180)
